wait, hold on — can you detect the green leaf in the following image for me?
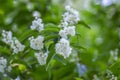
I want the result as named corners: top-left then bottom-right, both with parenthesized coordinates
top-left (71, 43), bottom-right (86, 50)
top-left (45, 40), bottom-right (54, 49)
top-left (53, 63), bottom-right (75, 80)
top-left (41, 27), bottom-right (60, 35)
top-left (18, 64), bottom-right (26, 73)
top-left (8, 63), bottom-right (20, 79)
top-left (109, 60), bottom-right (120, 76)
top-left (46, 43), bottom-right (56, 71)
top-left (0, 9), bottom-right (4, 15)
top-left (44, 34), bottom-right (59, 41)
top-left (54, 54), bottom-right (66, 65)
top-left (44, 23), bottom-right (58, 28)
top-left (46, 54), bottom-right (56, 71)
top-left (19, 30), bottom-right (37, 42)
top-left (75, 78), bottom-right (83, 80)
top-left (0, 46), bottom-right (11, 54)
top-left (78, 21), bottom-right (91, 29)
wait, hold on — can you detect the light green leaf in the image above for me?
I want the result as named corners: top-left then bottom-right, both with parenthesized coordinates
top-left (78, 21), bottom-right (91, 29)
top-left (71, 43), bottom-right (85, 50)
top-left (75, 78), bottom-right (83, 80)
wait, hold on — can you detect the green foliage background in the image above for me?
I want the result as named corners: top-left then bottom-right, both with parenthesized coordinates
top-left (0, 0), bottom-right (120, 80)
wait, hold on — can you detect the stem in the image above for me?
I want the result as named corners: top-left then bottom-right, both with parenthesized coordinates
top-left (46, 53), bottom-right (56, 71)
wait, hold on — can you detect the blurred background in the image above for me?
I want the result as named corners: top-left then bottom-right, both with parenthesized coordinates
top-left (0, 0), bottom-right (120, 80)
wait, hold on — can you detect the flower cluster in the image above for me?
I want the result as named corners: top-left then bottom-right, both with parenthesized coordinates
top-left (2, 30), bottom-right (12, 44)
top-left (0, 57), bottom-right (7, 73)
top-left (0, 57), bottom-right (12, 75)
top-left (110, 48), bottom-right (118, 61)
top-left (58, 5), bottom-right (79, 39)
top-left (60, 5), bottom-right (80, 28)
top-left (29, 16), bottom-right (48, 65)
top-left (106, 70), bottom-right (117, 80)
top-left (11, 38), bottom-right (25, 53)
top-left (2, 30), bottom-right (25, 54)
top-left (56, 5), bottom-right (80, 58)
top-left (35, 51), bottom-right (48, 65)
top-left (59, 26), bottom-right (75, 39)
top-left (29, 36), bottom-right (44, 50)
top-left (55, 38), bottom-right (72, 58)
top-left (30, 17), bottom-right (44, 32)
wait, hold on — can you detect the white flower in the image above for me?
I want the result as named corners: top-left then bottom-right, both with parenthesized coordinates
top-left (11, 37), bottom-right (25, 54)
top-left (30, 18), bottom-right (44, 32)
top-left (33, 11), bottom-right (40, 18)
top-left (0, 57), bottom-right (7, 73)
top-left (110, 48), bottom-right (119, 61)
top-left (59, 26), bottom-right (75, 39)
top-left (27, 2), bottom-right (34, 11)
top-left (59, 29), bottom-right (67, 39)
top-left (61, 5), bottom-right (80, 27)
top-left (2, 30), bottom-right (25, 54)
top-left (35, 51), bottom-right (48, 65)
top-left (106, 70), bottom-right (117, 80)
top-left (2, 30), bottom-right (13, 44)
top-left (58, 5), bottom-right (78, 41)
top-left (65, 26), bottom-right (75, 36)
top-left (29, 36), bottom-right (44, 50)
top-left (55, 38), bottom-right (72, 58)
top-left (102, 0), bottom-right (113, 6)
top-left (59, 21), bottom-right (68, 28)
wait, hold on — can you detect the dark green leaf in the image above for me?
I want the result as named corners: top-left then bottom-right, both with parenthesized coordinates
top-left (54, 54), bottom-right (66, 65)
top-left (109, 60), bottom-right (120, 76)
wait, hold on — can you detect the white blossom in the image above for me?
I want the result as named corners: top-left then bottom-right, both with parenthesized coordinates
top-left (30, 18), bottom-right (44, 32)
top-left (33, 11), bottom-right (40, 18)
top-left (2, 30), bottom-right (25, 54)
top-left (11, 37), bottom-right (25, 54)
top-left (65, 5), bottom-right (80, 22)
top-left (35, 51), bottom-right (48, 65)
top-left (59, 26), bottom-right (75, 39)
top-left (65, 26), bottom-right (75, 36)
top-left (110, 48), bottom-right (119, 61)
top-left (60, 5), bottom-right (80, 28)
top-left (2, 30), bottom-right (13, 44)
top-left (26, 2), bottom-right (34, 11)
top-left (59, 21), bottom-right (68, 28)
top-left (59, 29), bottom-right (67, 39)
top-left (0, 57), bottom-right (7, 73)
top-left (102, 0), bottom-right (113, 6)
top-left (106, 70), bottom-right (117, 80)
top-left (55, 38), bottom-right (72, 58)
top-left (29, 36), bottom-right (44, 50)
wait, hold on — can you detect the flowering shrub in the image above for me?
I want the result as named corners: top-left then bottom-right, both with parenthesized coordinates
top-left (0, 0), bottom-right (119, 80)
top-left (0, 1), bottom-right (85, 79)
